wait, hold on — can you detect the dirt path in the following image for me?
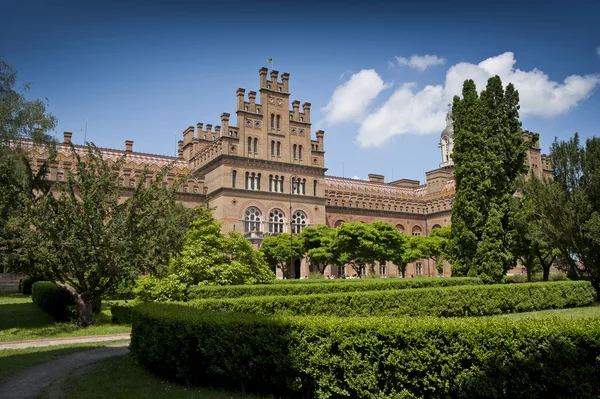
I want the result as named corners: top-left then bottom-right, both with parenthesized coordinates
top-left (0, 343), bottom-right (129, 399)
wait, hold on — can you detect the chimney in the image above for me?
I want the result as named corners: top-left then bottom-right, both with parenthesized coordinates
top-left (302, 102), bottom-right (311, 122)
top-left (248, 91), bottom-right (256, 104)
top-left (125, 140), bottom-right (133, 152)
top-left (368, 174), bottom-right (385, 183)
top-left (177, 140), bottom-right (183, 158)
top-left (221, 113), bottom-right (230, 135)
top-left (63, 132), bottom-right (72, 144)
top-left (281, 72), bottom-right (290, 92)
top-left (259, 67), bottom-right (268, 88)
top-left (270, 69), bottom-right (279, 84)
top-left (236, 88), bottom-right (246, 110)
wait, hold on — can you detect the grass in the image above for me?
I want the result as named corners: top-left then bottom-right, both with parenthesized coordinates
top-left (0, 340), bottom-right (129, 381)
top-left (499, 302), bottom-right (600, 320)
top-left (0, 293), bottom-right (131, 342)
top-left (58, 355), bottom-right (269, 399)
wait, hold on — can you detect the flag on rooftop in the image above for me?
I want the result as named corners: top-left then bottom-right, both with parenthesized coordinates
top-left (266, 58), bottom-right (273, 64)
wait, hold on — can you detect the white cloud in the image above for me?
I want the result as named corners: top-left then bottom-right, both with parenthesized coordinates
top-left (394, 54), bottom-right (446, 72)
top-left (350, 52), bottom-right (600, 147)
top-left (323, 69), bottom-right (391, 124)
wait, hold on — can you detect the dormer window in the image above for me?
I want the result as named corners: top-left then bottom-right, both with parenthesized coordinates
top-left (278, 87), bottom-right (282, 92)
top-left (300, 117), bottom-right (304, 122)
top-left (268, 84), bottom-right (271, 89)
top-left (256, 108), bottom-right (260, 114)
top-left (289, 115), bottom-right (293, 120)
top-left (245, 106), bottom-right (248, 111)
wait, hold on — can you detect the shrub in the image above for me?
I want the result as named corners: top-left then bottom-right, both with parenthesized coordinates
top-left (31, 281), bottom-right (74, 322)
top-left (104, 279), bottom-right (136, 300)
top-left (188, 277), bottom-right (483, 300)
top-left (19, 277), bottom-right (44, 295)
top-left (503, 274), bottom-right (569, 284)
top-left (190, 281), bottom-right (596, 317)
top-left (133, 275), bottom-right (190, 303)
top-left (111, 305), bottom-right (134, 324)
top-left (131, 303), bottom-right (600, 399)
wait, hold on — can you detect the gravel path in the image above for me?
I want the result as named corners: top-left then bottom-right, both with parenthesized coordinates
top-left (0, 334), bottom-right (131, 350)
top-left (0, 343), bottom-right (129, 399)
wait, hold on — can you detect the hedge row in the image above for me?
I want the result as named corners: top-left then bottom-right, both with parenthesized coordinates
top-left (188, 277), bottom-right (483, 300)
top-left (131, 303), bottom-right (600, 399)
top-left (111, 305), bottom-right (134, 324)
top-left (31, 282), bottom-right (74, 322)
top-left (19, 277), bottom-right (44, 295)
top-left (191, 281), bottom-right (596, 318)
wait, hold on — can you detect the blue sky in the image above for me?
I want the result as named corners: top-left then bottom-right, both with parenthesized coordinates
top-left (2, 0), bottom-right (599, 182)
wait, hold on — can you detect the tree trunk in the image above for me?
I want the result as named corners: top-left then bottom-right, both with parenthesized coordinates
top-left (542, 266), bottom-right (550, 282)
top-left (526, 266), bottom-right (532, 282)
top-left (74, 294), bottom-right (95, 327)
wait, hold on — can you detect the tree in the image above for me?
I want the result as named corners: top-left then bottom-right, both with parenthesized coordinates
top-left (418, 226), bottom-right (451, 275)
top-left (260, 233), bottom-right (304, 278)
top-left (299, 225), bottom-right (337, 274)
top-left (394, 236), bottom-right (425, 278)
top-left (0, 58), bottom-right (57, 273)
top-left (330, 222), bottom-right (379, 277)
top-left (22, 144), bottom-right (193, 326)
top-left (534, 133), bottom-right (600, 294)
top-left (168, 207), bottom-right (274, 287)
top-left (449, 76), bottom-right (533, 282)
top-left (513, 176), bottom-right (558, 281)
top-left (371, 221), bottom-right (406, 276)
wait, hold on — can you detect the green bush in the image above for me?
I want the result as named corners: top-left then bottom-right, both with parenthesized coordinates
top-left (133, 275), bottom-right (189, 303)
top-left (188, 277), bottom-right (483, 300)
top-left (191, 281), bottom-right (596, 317)
top-left (503, 274), bottom-right (569, 283)
top-left (131, 303), bottom-right (600, 399)
top-left (111, 305), bottom-right (134, 324)
top-left (104, 279), bottom-right (136, 300)
top-left (31, 281), bottom-right (74, 322)
top-left (19, 277), bottom-right (44, 295)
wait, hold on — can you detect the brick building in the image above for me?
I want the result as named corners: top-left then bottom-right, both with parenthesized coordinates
top-left (19, 67), bottom-right (553, 279)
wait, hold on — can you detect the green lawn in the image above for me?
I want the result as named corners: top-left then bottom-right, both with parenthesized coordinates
top-left (499, 302), bottom-right (600, 320)
top-left (57, 355), bottom-right (269, 399)
top-left (0, 340), bottom-right (129, 381)
top-left (0, 294), bottom-right (131, 342)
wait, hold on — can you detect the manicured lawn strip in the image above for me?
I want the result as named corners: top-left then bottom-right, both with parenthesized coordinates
top-left (0, 295), bottom-right (131, 342)
top-left (57, 355), bottom-right (268, 399)
top-left (190, 280), bottom-right (596, 318)
top-left (499, 301), bottom-right (600, 320)
top-left (188, 277), bottom-right (482, 299)
top-left (0, 340), bottom-right (129, 381)
top-left (131, 303), bottom-right (600, 399)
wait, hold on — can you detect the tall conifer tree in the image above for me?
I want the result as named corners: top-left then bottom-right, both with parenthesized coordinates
top-left (449, 76), bottom-right (532, 282)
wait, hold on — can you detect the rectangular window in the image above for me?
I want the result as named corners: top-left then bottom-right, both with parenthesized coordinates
top-left (416, 262), bottom-right (423, 276)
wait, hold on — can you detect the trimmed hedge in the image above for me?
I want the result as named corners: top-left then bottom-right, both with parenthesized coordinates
top-left (131, 303), bottom-right (600, 398)
top-left (19, 277), bottom-right (44, 295)
top-left (188, 277), bottom-right (483, 300)
top-left (111, 305), bottom-right (134, 324)
top-left (191, 281), bottom-right (596, 318)
top-left (31, 282), bottom-right (74, 322)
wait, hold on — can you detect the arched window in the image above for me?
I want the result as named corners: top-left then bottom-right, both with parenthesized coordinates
top-left (412, 226), bottom-right (422, 236)
top-left (256, 173), bottom-right (261, 190)
top-left (247, 137), bottom-right (252, 153)
top-left (276, 115), bottom-right (280, 130)
top-left (334, 219), bottom-right (345, 228)
top-left (313, 180), bottom-right (317, 196)
top-left (250, 172), bottom-right (256, 190)
top-left (301, 178), bottom-right (306, 195)
top-left (232, 170), bottom-right (237, 188)
top-left (292, 210), bottom-right (307, 234)
top-left (212, 136), bottom-right (215, 141)
top-left (396, 224), bottom-right (405, 234)
top-left (244, 207), bottom-right (262, 232)
top-left (298, 145), bottom-right (303, 160)
top-left (280, 176), bottom-right (284, 193)
top-left (293, 144), bottom-right (297, 160)
top-left (245, 172), bottom-right (249, 189)
top-left (271, 140), bottom-right (275, 156)
top-left (269, 175), bottom-right (273, 192)
top-left (269, 209), bottom-right (285, 233)
top-left (277, 141), bottom-right (281, 156)
top-left (432, 224), bottom-right (442, 230)
top-left (270, 114), bottom-right (275, 129)
top-left (253, 138), bottom-right (258, 153)
top-left (291, 177), bottom-right (298, 194)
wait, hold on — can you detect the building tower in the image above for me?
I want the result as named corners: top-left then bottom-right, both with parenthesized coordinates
top-left (439, 105), bottom-right (454, 168)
